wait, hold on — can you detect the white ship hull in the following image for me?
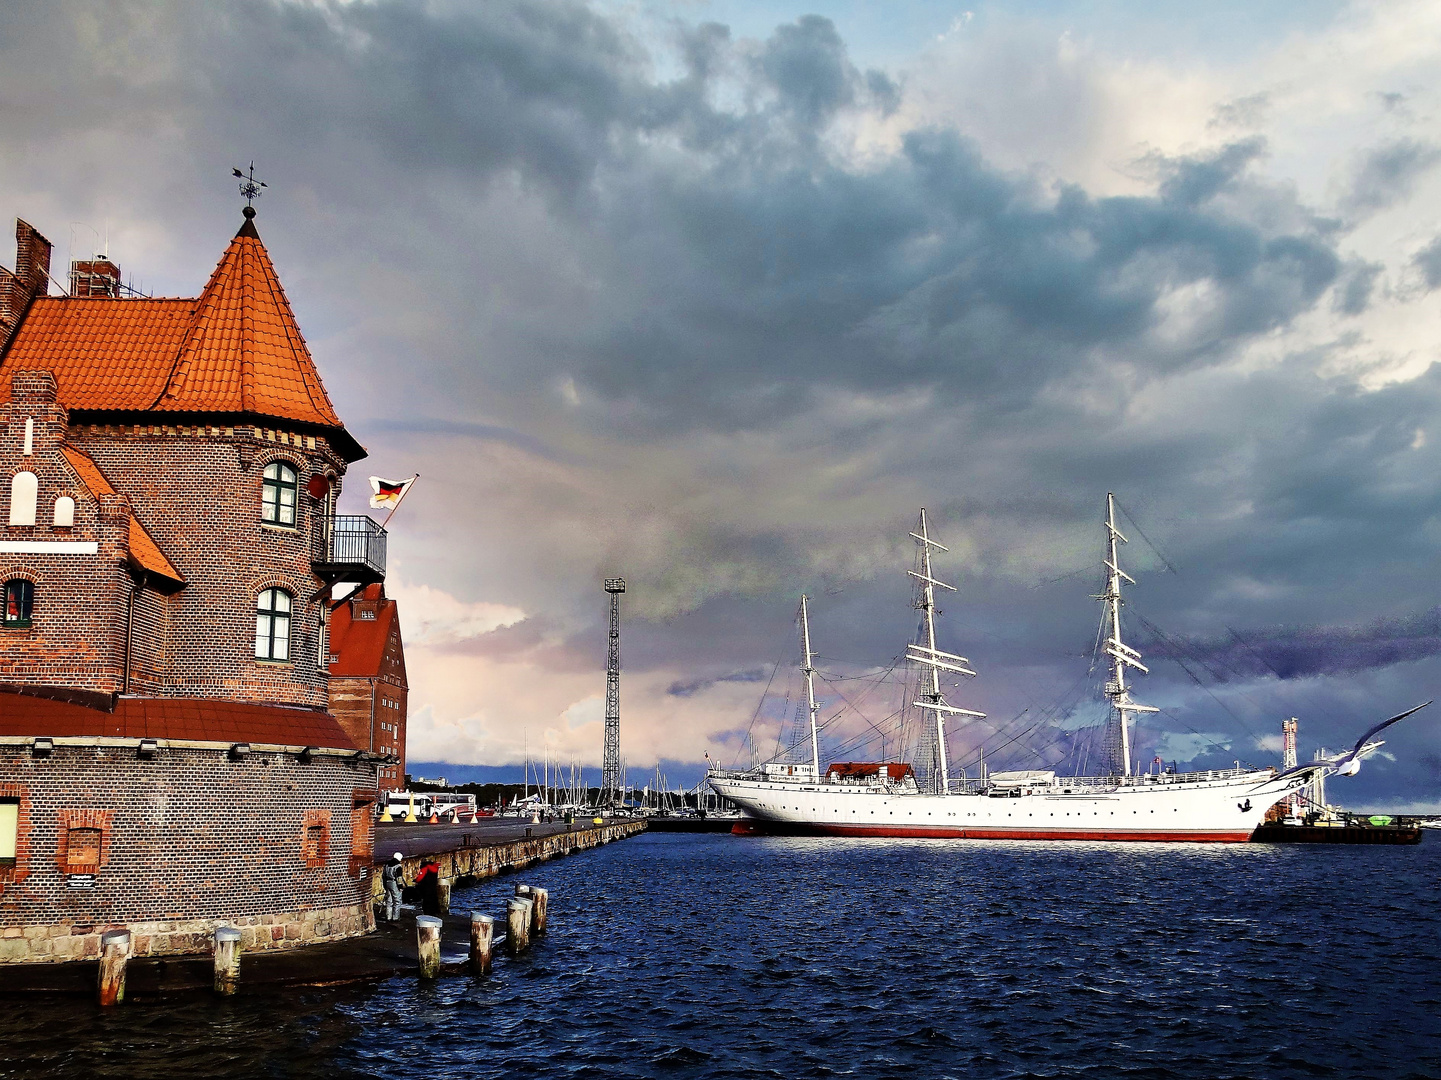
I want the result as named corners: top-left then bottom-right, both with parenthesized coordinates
top-left (709, 769), bottom-right (1311, 843)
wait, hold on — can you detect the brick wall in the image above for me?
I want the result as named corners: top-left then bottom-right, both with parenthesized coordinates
top-left (1, 376), bottom-right (132, 692)
top-left (0, 744), bottom-right (379, 962)
top-left (0, 381), bottom-right (355, 706)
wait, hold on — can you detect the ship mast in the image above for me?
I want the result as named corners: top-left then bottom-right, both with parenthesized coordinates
top-left (1101, 493), bottom-right (1158, 777)
top-left (905, 509), bottom-right (984, 793)
top-left (800, 595), bottom-right (821, 779)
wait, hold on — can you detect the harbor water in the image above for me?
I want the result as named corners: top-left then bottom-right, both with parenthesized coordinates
top-left (2, 832), bottom-right (1438, 1079)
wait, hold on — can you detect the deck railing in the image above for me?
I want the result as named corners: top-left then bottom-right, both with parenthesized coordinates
top-left (312, 514), bottom-right (387, 580)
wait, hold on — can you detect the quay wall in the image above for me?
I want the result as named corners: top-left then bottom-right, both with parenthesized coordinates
top-left (0, 745), bottom-right (377, 964)
top-left (374, 819), bottom-right (646, 901)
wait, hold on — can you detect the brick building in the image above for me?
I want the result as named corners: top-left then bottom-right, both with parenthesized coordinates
top-left (328, 583), bottom-right (408, 796)
top-left (0, 208), bottom-right (395, 963)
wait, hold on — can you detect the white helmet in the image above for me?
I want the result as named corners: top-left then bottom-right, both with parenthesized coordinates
top-left (392, 852), bottom-right (403, 861)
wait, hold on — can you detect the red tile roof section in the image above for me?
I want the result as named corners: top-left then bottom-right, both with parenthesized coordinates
top-left (329, 584), bottom-right (398, 677)
top-left (0, 214), bottom-right (343, 431)
top-left (58, 444), bottom-right (184, 585)
top-left (0, 691), bottom-right (359, 749)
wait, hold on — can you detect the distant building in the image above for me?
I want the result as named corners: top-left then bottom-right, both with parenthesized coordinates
top-left (0, 207), bottom-right (393, 964)
top-left (329, 583), bottom-right (408, 796)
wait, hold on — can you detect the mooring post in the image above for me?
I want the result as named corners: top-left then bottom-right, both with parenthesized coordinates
top-left (437, 877), bottom-right (451, 916)
top-left (516, 884), bottom-right (546, 936)
top-left (97, 929), bottom-right (131, 1007)
top-left (213, 926), bottom-right (242, 995)
top-left (470, 912), bottom-right (494, 974)
top-left (416, 915), bottom-right (443, 978)
top-left (506, 898), bottom-right (532, 955)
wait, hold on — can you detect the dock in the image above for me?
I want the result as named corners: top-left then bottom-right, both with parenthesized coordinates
top-left (1252, 821), bottom-right (1423, 845)
top-left (0, 815), bottom-right (645, 997)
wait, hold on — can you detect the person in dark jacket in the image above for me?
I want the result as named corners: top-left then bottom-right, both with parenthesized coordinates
top-left (413, 859), bottom-right (443, 916)
top-left (381, 852), bottom-right (405, 922)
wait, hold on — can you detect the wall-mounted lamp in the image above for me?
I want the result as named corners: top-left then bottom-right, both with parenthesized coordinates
top-left (229, 743), bottom-right (251, 761)
top-left (137, 738), bottom-right (159, 760)
top-left (298, 746), bottom-right (317, 764)
top-left (31, 737), bottom-right (53, 758)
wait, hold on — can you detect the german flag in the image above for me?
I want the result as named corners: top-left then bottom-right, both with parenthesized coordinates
top-left (369, 475), bottom-right (415, 510)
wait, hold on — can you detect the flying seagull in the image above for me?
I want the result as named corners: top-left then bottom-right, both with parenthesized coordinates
top-left (1269, 701), bottom-right (1432, 783)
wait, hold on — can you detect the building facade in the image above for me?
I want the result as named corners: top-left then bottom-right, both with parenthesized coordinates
top-left (0, 209), bottom-right (393, 963)
top-left (329, 583), bottom-right (409, 796)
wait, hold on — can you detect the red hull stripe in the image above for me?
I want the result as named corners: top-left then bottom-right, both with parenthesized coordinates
top-left (731, 821), bottom-right (1254, 843)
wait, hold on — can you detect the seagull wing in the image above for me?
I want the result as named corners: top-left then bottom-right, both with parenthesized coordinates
top-left (1344, 701), bottom-right (1432, 762)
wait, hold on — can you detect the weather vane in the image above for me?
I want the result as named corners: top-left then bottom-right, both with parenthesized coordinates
top-left (232, 162), bottom-right (268, 207)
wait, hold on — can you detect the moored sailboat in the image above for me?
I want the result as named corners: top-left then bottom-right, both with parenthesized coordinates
top-left (709, 498), bottom-right (1396, 843)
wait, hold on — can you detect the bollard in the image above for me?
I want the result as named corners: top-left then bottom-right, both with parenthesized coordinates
top-left (515, 884), bottom-right (544, 936)
top-left (470, 912), bottom-right (494, 974)
top-left (97, 929), bottom-right (131, 1006)
top-left (506, 898), bottom-right (532, 956)
top-left (437, 878), bottom-right (451, 916)
top-left (416, 915), bottom-right (443, 978)
top-left (213, 927), bottom-right (242, 995)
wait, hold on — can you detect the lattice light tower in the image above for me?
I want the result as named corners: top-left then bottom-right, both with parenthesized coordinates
top-left (602, 578), bottom-right (626, 804)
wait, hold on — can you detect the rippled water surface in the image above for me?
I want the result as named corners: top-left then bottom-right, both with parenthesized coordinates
top-left (3, 834), bottom-right (1439, 1079)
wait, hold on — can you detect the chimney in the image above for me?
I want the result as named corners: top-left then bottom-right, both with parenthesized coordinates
top-left (70, 258), bottom-right (122, 298)
top-left (0, 219), bottom-right (53, 350)
top-left (14, 220), bottom-right (52, 296)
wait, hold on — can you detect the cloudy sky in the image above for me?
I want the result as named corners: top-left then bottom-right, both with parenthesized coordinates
top-left (4, 0), bottom-right (1441, 807)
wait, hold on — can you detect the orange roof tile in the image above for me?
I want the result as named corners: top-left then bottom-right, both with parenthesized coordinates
top-left (58, 444), bottom-right (184, 585)
top-left (0, 211), bottom-right (354, 449)
top-left (329, 584), bottom-right (400, 677)
top-left (0, 690), bottom-right (359, 749)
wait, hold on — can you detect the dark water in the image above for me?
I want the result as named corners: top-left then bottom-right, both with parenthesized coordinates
top-left (3, 834), bottom-right (1439, 1079)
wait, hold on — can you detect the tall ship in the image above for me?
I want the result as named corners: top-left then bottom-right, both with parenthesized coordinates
top-left (709, 497), bottom-right (1393, 843)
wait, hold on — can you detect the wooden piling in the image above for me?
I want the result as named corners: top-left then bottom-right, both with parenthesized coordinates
top-left (506, 898), bottom-right (532, 956)
top-left (437, 877), bottom-right (451, 915)
top-left (470, 912), bottom-right (494, 974)
top-left (213, 926), bottom-right (242, 995)
top-left (97, 929), bottom-right (130, 1006)
top-left (516, 884), bottom-right (546, 935)
top-left (416, 915), bottom-right (443, 978)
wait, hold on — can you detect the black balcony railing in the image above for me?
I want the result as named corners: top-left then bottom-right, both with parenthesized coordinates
top-left (312, 514), bottom-right (387, 583)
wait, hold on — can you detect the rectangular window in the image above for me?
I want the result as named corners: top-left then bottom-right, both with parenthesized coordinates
top-left (0, 800), bottom-right (17, 864)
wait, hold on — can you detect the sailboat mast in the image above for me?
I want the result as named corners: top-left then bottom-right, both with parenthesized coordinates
top-left (800, 595), bottom-right (821, 778)
top-left (905, 509), bottom-right (984, 794)
top-left (918, 513), bottom-right (948, 789)
top-left (1100, 493), bottom-right (1159, 777)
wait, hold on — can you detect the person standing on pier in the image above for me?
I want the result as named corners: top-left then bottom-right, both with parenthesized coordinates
top-left (382, 853), bottom-right (405, 922)
top-left (414, 859), bottom-right (443, 916)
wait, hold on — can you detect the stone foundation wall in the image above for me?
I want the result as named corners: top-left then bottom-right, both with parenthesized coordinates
top-left (372, 819), bottom-right (647, 902)
top-left (0, 900), bottom-right (371, 964)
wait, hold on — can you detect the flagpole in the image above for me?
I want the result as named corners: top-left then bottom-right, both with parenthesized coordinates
top-left (379, 474), bottom-right (419, 530)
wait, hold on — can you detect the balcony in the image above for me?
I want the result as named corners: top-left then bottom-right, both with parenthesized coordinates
top-left (312, 514), bottom-right (387, 584)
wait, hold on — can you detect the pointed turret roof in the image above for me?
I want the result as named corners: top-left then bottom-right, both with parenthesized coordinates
top-left (154, 207), bottom-right (342, 426)
top-left (0, 208), bottom-right (364, 460)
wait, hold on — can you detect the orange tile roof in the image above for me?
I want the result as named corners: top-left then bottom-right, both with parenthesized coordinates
top-left (0, 211), bottom-right (349, 440)
top-left (0, 690), bottom-right (359, 749)
top-left (58, 444), bottom-right (184, 585)
top-left (329, 584), bottom-right (400, 677)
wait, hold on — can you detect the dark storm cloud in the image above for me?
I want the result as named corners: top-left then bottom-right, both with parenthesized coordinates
top-left (667, 668), bottom-right (768, 697)
top-left (1414, 236), bottom-right (1441, 290)
top-left (1141, 610), bottom-right (1441, 685)
top-left (1339, 139), bottom-right (1441, 218)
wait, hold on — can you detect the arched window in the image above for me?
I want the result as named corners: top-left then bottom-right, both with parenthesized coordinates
top-left (261, 462), bottom-right (298, 526)
top-left (7, 472), bottom-right (37, 527)
top-left (3, 579), bottom-right (34, 628)
top-left (53, 496), bottom-right (75, 528)
top-left (255, 588), bottom-right (292, 660)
